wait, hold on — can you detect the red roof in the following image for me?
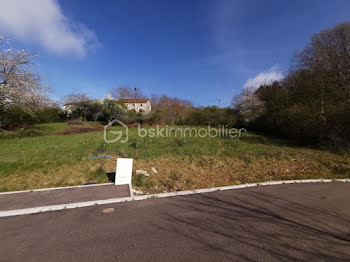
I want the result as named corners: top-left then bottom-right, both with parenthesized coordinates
top-left (118, 99), bottom-right (149, 103)
top-left (63, 101), bottom-right (78, 106)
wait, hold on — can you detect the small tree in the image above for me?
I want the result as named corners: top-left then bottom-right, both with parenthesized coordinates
top-left (61, 93), bottom-right (91, 104)
top-left (101, 100), bottom-right (126, 124)
top-left (150, 94), bottom-right (193, 124)
top-left (110, 86), bottom-right (145, 99)
top-left (232, 86), bottom-right (265, 123)
top-left (0, 35), bottom-right (50, 130)
top-left (0, 35), bottom-right (50, 109)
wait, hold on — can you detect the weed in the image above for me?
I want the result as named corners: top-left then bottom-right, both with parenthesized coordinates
top-left (86, 167), bottom-right (106, 183)
top-left (129, 140), bottom-right (138, 149)
top-left (94, 142), bottom-right (108, 154)
top-left (133, 173), bottom-right (146, 187)
top-left (170, 171), bottom-right (180, 181)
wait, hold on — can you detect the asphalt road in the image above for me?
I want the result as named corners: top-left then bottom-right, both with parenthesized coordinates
top-left (0, 184), bottom-right (130, 211)
top-left (1, 182), bottom-right (350, 261)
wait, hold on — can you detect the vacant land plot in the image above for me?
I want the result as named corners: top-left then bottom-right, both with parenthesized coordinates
top-left (0, 122), bottom-right (349, 193)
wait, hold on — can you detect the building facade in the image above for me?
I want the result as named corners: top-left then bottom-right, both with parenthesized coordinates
top-left (62, 102), bottom-right (77, 114)
top-left (117, 99), bottom-right (151, 114)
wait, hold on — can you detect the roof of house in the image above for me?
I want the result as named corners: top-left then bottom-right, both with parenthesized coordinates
top-left (117, 99), bottom-right (149, 103)
top-left (63, 101), bottom-right (78, 106)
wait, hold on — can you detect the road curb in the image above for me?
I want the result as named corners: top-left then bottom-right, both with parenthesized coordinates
top-left (0, 179), bottom-right (349, 218)
top-left (0, 183), bottom-right (114, 195)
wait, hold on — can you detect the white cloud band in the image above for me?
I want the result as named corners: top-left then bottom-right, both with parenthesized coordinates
top-left (244, 65), bottom-right (283, 90)
top-left (0, 0), bottom-right (100, 57)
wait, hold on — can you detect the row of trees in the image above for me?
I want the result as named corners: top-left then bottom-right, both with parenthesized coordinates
top-left (61, 91), bottom-right (239, 127)
top-left (233, 22), bottom-right (350, 149)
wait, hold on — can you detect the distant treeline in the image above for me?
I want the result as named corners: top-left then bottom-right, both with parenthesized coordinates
top-left (155, 22), bottom-right (350, 150)
top-left (234, 22), bottom-right (350, 150)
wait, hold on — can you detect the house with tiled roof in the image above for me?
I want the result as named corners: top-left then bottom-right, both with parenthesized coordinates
top-left (62, 101), bottom-right (78, 114)
top-left (117, 98), bottom-right (151, 114)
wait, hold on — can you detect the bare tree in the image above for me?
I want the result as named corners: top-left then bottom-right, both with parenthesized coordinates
top-left (111, 86), bottom-right (145, 99)
top-left (296, 22), bottom-right (350, 75)
top-left (293, 22), bottom-right (350, 127)
top-left (151, 94), bottom-right (193, 124)
top-left (0, 35), bottom-right (50, 110)
top-left (61, 93), bottom-right (91, 104)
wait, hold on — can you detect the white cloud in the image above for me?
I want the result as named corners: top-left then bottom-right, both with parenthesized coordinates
top-left (0, 0), bottom-right (100, 57)
top-left (244, 65), bottom-right (283, 89)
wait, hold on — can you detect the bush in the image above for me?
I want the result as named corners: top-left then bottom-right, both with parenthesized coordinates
top-left (69, 101), bottom-right (104, 121)
top-left (183, 107), bottom-right (237, 127)
top-left (0, 105), bottom-right (68, 131)
top-left (1, 106), bottom-right (36, 130)
top-left (148, 111), bottom-right (163, 125)
top-left (18, 128), bottom-right (46, 137)
top-left (124, 110), bottom-right (139, 124)
top-left (34, 107), bottom-right (66, 123)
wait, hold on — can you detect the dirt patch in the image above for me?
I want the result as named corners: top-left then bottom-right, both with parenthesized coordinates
top-left (67, 119), bottom-right (84, 125)
top-left (57, 124), bottom-right (103, 135)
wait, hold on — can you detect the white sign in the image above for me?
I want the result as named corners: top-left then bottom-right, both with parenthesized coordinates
top-left (115, 158), bottom-right (133, 186)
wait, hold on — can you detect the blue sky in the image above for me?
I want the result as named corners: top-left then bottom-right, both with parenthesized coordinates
top-left (1, 0), bottom-right (350, 106)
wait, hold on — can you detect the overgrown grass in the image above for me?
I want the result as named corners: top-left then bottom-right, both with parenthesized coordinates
top-left (0, 122), bottom-right (97, 138)
top-left (0, 122), bottom-right (349, 192)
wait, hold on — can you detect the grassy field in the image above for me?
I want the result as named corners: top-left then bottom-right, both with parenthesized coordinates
top-left (0, 122), bottom-right (349, 193)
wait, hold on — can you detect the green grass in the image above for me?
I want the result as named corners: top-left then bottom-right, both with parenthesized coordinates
top-left (0, 121), bottom-right (97, 138)
top-left (0, 122), bottom-right (349, 192)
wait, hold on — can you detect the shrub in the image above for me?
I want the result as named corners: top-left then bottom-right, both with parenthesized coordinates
top-left (183, 107), bottom-right (237, 127)
top-left (18, 128), bottom-right (46, 137)
top-left (1, 106), bottom-right (36, 130)
top-left (124, 110), bottom-right (139, 124)
top-left (34, 107), bottom-right (66, 123)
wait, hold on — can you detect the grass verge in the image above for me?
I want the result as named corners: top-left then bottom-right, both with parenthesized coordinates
top-left (0, 122), bottom-right (349, 192)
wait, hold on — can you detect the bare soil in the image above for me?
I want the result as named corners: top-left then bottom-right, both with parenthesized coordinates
top-left (57, 124), bottom-right (103, 135)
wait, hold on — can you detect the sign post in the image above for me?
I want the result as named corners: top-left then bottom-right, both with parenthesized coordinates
top-left (115, 158), bottom-right (134, 197)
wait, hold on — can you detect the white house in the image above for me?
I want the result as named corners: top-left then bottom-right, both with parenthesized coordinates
top-left (62, 101), bottom-right (77, 114)
top-left (117, 99), bottom-right (151, 114)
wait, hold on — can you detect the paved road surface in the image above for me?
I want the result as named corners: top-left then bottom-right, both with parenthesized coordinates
top-left (1, 182), bottom-right (350, 261)
top-left (0, 184), bottom-right (130, 211)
